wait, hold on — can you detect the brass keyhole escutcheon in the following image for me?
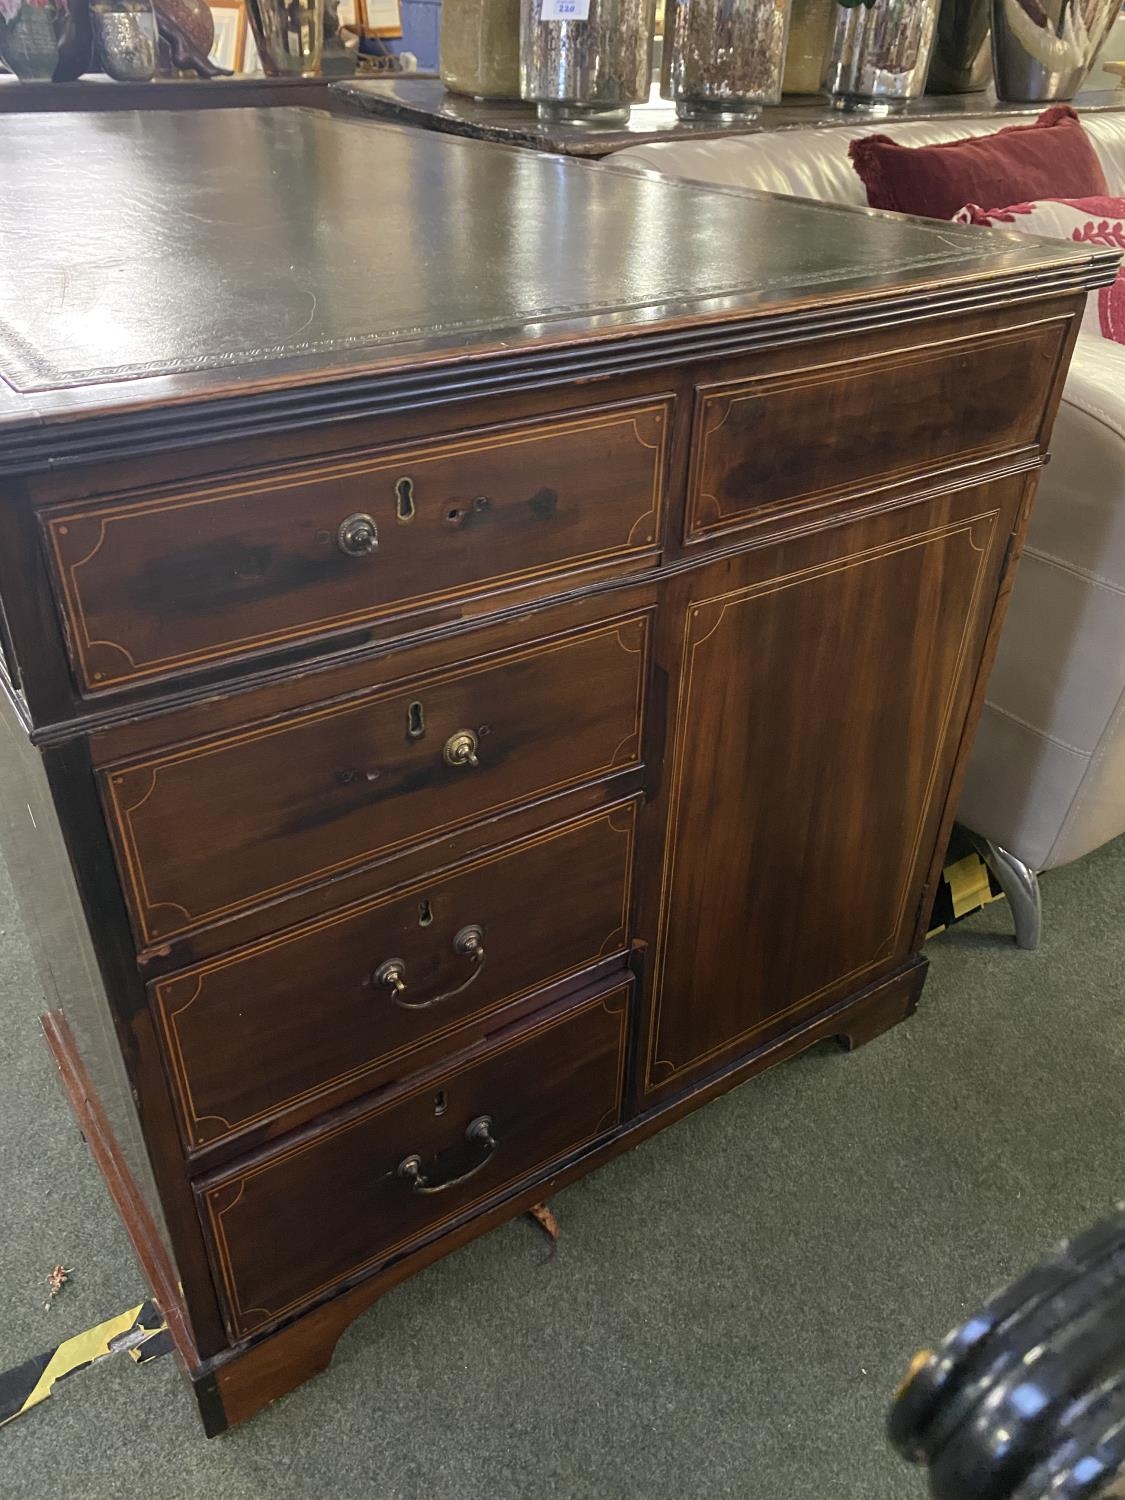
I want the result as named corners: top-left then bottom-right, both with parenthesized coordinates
top-left (395, 476), bottom-right (416, 523)
top-left (443, 729), bottom-right (480, 769)
top-left (337, 513), bottom-right (378, 557)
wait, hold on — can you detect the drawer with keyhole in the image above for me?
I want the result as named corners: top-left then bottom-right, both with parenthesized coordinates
top-left (44, 395), bottom-right (669, 695)
top-left (100, 609), bottom-right (649, 948)
top-left (196, 979), bottom-right (630, 1341)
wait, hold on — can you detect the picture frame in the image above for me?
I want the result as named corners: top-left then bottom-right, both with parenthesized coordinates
top-left (208, 1), bottom-right (249, 70)
top-left (355, 0), bottom-right (402, 37)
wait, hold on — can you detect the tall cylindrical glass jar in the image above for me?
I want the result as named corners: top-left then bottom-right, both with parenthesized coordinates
top-left (661, 0), bottom-right (791, 118)
top-left (825, 0), bottom-right (940, 110)
top-left (520, 0), bottom-right (656, 123)
top-left (440, 0), bottom-right (522, 99)
top-left (781, 0), bottom-right (834, 92)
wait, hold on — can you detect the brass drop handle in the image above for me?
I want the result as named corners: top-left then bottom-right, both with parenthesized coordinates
top-left (443, 729), bottom-right (480, 769)
top-left (337, 512), bottom-right (379, 557)
top-left (397, 1115), bottom-right (497, 1195)
top-left (374, 925), bottom-right (487, 1011)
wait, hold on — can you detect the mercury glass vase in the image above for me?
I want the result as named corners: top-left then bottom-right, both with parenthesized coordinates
top-left (440, 0), bottom-right (521, 99)
top-left (825, 0), bottom-right (941, 111)
top-left (92, 0), bottom-right (158, 79)
top-left (661, 0), bottom-right (792, 119)
top-left (991, 0), bottom-right (1119, 103)
top-left (520, 0), bottom-right (656, 123)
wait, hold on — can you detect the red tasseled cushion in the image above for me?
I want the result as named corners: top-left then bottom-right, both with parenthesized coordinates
top-left (848, 105), bottom-right (1109, 221)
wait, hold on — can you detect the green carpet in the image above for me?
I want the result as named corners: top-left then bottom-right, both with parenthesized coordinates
top-left (2, 836), bottom-right (1123, 1499)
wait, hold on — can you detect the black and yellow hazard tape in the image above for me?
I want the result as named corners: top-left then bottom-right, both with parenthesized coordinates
top-left (0, 1298), bottom-right (170, 1430)
top-left (927, 829), bottom-right (1004, 939)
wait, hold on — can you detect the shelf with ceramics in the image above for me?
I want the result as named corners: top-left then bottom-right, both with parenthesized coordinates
top-left (0, 0), bottom-right (371, 81)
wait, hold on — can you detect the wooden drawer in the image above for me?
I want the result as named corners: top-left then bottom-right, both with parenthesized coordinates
top-left (154, 802), bottom-right (637, 1155)
top-left (101, 609), bottom-right (649, 947)
top-left (685, 318), bottom-right (1067, 543)
top-left (44, 398), bottom-right (669, 694)
top-left (197, 981), bottom-right (630, 1340)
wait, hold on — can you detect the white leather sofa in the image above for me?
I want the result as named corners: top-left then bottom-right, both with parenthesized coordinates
top-left (607, 112), bottom-right (1125, 947)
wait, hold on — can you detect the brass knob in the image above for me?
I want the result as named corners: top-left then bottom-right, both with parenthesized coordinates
top-left (373, 958), bottom-right (406, 994)
top-left (443, 729), bottom-right (480, 769)
top-left (337, 513), bottom-right (378, 557)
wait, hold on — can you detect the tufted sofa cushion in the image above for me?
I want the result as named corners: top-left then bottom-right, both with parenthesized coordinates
top-left (958, 335), bottom-right (1125, 870)
top-left (604, 110), bottom-right (1125, 207)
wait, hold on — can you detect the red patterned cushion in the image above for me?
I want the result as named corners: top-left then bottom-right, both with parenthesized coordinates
top-left (954, 197), bottom-right (1125, 345)
top-left (849, 106), bottom-right (1109, 221)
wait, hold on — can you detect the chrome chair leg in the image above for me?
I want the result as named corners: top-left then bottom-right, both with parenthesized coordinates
top-left (966, 833), bottom-right (1043, 951)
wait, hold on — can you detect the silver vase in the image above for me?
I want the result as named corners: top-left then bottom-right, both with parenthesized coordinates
top-left (991, 0), bottom-right (1120, 103)
top-left (92, 0), bottom-right (158, 79)
top-left (927, 0), bottom-right (991, 92)
top-left (520, 0), bottom-right (656, 123)
top-left (661, 0), bottom-right (793, 121)
top-left (825, 0), bottom-right (942, 111)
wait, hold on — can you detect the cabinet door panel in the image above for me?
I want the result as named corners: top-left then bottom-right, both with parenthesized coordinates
top-left (641, 477), bottom-right (1026, 1100)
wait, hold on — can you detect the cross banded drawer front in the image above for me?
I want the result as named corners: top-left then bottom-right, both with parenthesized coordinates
top-left (101, 612), bottom-right (650, 947)
top-left (685, 320), bottom-right (1066, 543)
top-left (153, 802), bottom-right (637, 1154)
top-left (198, 982), bottom-right (630, 1340)
top-left (45, 398), bottom-right (670, 694)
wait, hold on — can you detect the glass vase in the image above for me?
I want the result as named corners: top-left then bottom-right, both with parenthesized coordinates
top-left (825, 0), bottom-right (941, 111)
top-left (440, 0), bottom-right (521, 99)
top-left (661, 0), bottom-right (791, 119)
top-left (520, 0), bottom-right (656, 124)
top-left (244, 0), bottom-right (323, 75)
top-left (92, 0), bottom-right (158, 79)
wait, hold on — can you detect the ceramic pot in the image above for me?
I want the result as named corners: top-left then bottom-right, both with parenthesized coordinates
top-left (0, 0), bottom-right (91, 78)
top-left (782, 0), bottom-right (836, 92)
top-left (991, 0), bottom-right (1120, 102)
top-left (927, 0), bottom-right (991, 92)
top-left (825, 0), bottom-right (941, 110)
top-left (153, 0), bottom-right (211, 56)
top-left (440, 0), bottom-right (521, 99)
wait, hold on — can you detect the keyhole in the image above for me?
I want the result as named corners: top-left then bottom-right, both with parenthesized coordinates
top-left (418, 899), bottom-right (433, 927)
top-left (395, 476), bottom-right (416, 523)
top-left (434, 1091), bottom-right (447, 1116)
top-left (407, 700), bottom-right (425, 740)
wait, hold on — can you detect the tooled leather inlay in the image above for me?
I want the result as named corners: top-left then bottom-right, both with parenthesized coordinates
top-left (0, 110), bottom-right (1072, 395)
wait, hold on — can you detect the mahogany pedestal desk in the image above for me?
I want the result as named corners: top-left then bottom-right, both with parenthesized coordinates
top-left (0, 109), bottom-right (1115, 1433)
